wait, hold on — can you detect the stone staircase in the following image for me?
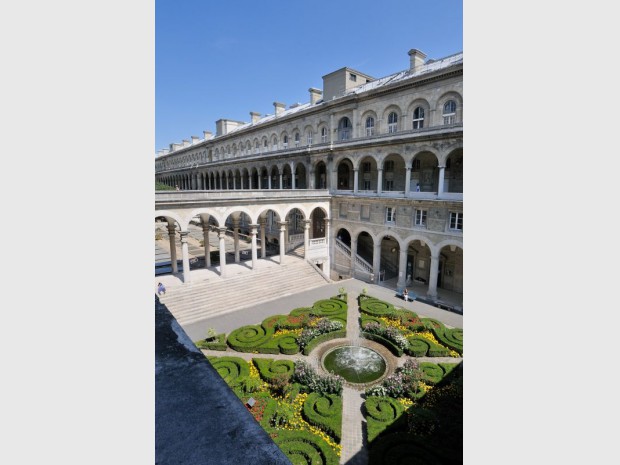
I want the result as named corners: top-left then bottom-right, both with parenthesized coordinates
top-left (157, 258), bottom-right (330, 326)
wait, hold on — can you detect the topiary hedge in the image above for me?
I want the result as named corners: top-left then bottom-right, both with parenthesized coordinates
top-left (302, 329), bottom-right (347, 355)
top-left (422, 318), bottom-right (463, 355)
top-left (364, 396), bottom-right (406, 443)
top-left (270, 429), bottom-right (339, 465)
top-left (361, 331), bottom-right (404, 356)
top-left (252, 358), bottom-right (295, 383)
top-left (302, 392), bottom-right (342, 441)
top-left (195, 333), bottom-right (227, 351)
top-left (359, 296), bottom-right (397, 317)
top-left (206, 356), bottom-right (250, 388)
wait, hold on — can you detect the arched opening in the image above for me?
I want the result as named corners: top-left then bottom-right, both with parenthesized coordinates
top-left (310, 208), bottom-right (326, 238)
top-left (336, 228), bottom-right (351, 247)
top-left (315, 161), bottom-right (327, 189)
top-left (411, 152), bottom-right (439, 192)
top-left (359, 156), bottom-right (377, 191)
top-left (294, 163), bottom-right (307, 189)
top-left (338, 117), bottom-right (352, 140)
top-left (379, 235), bottom-right (400, 283)
top-left (337, 160), bottom-right (353, 190)
top-left (445, 149), bottom-right (463, 193)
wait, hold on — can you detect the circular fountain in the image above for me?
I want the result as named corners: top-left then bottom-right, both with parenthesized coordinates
top-left (322, 345), bottom-right (387, 384)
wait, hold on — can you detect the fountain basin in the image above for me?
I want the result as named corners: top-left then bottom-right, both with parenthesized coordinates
top-left (322, 345), bottom-right (387, 384)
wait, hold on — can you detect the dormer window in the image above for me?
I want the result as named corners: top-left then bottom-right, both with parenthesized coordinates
top-left (349, 73), bottom-right (357, 82)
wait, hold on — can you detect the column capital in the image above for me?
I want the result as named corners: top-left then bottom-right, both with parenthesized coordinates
top-left (249, 224), bottom-right (259, 234)
top-left (277, 221), bottom-right (288, 227)
top-left (438, 165), bottom-right (446, 170)
top-left (167, 225), bottom-right (176, 234)
top-left (179, 230), bottom-right (189, 243)
top-left (217, 227), bottom-right (228, 239)
top-left (303, 219), bottom-right (311, 228)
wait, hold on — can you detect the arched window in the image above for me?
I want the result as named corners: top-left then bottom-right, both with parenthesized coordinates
top-left (294, 132), bottom-right (300, 146)
top-left (412, 107), bottom-right (425, 129)
top-left (443, 100), bottom-right (457, 125)
top-left (321, 127), bottom-right (328, 143)
top-left (283, 135), bottom-right (288, 148)
top-left (388, 112), bottom-right (398, 133)
top-left (255, 140), bottom-right (259, 154)
top-left (338, 117), bottom-right (351, 140)
top-left (365, 117), bottom-right (375, 136)
top-left (272, 136), bottom-right (278, 151)
top-left (307, 130), bottom-right (313, 145)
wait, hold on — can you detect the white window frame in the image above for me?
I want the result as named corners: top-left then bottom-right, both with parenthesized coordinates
top-left (283, 135), bottom-right (288, 149)
top-left (449, 212), bottom-right (463, 231)
top-left (307, 131), bottom-right (313, 145)
top-left (321, 127), bottom-right (327, 143)
top-left (294, 133), bottom-right (300, 146)
top-left (388, 112), bottom-right (398, 133)
top-left (386, 207), bottom-right (396, 223)
top-left (365, 117), bottom-right (375, 136)
top-left (415, 209), bottom-right (427, 227)
top-left (412, 107), bottom-right (424, 129)
top-left (443, 100), bottom-right (457, 125)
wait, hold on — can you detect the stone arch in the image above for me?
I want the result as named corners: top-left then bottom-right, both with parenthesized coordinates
top-left (407, 98), bottom-right (431, 130)
top-left (314, 160), bottom-right (328, 189)
top-left (293, 161), bottom-right (307, 189)
top-left (381, 153), bottom-right (407, 192)
top-left (444, 147), bottom-right (463, 193)
top-left (435, 91), bottom-right (463, 125)
top-left (360, 110), bottom-right (378, 136)
top-left (336, 157), bottom-right (354, 190)
top-left (381, 104), bottom-right (403, 132)
top-left (411, 150), bottom-right (440, 193)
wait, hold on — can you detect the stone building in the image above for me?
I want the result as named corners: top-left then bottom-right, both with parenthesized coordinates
top-left (155, 48), bottom-right (463, 305)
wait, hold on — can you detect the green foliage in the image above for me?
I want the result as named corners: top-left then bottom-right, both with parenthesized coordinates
top-left (195, 333), bottom-right (227, 351)
top-left (302, 330), bottom-right (347, 356)
top-left (271, 430), bottom-right (340, 465)
top-left (155, 181), bottom-right (175, 191)
top-left (206, 356), bottom-right (250, 388)
top-left (252, 358), bottom-right (295, 383)
top-left (302, 392), bottom-right (342, 441)
top-left (364, 397), bottom-right (406, 443)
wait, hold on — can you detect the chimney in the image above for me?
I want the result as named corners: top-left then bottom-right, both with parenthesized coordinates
top-left (408, 49), bottom-right (427, 72)
top-left (191, 135), bottom-right (200, 144)
top-left (182, 139), bottom-right (191, 147)
top-left (203, 130), bottom-right (213, 140)
top-left (273, 101), bottom-right (286, 116)
top-left (309, 88), bottom-right (322, 105)
top-left (250, 111), bottom-right (261, 123)
top-left (170, 143), bottom-right (182, 151)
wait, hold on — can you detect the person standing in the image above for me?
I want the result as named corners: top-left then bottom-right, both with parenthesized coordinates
top-left (157, 282), bottom-right (166, 295)
top-left (403, 288), bottom-right (409, 301)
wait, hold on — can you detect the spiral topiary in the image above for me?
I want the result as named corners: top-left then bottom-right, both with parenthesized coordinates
top-left (359, 297), bottom-right (396, 317)
top-left (207, 356), bottom-right (250, 388)
top-left (227, 324), bottom-right (274, 352)
top-left (252, 358), bottom-right (295, 383)
top-left (302, 392), bottom-right (342, 441)
top-left (406, 337), bottom-right (429, 356)
top-left (311, 299), bottom-right (347, 322)
top-left (419, 362), bottom-right (444, 385)
top-left (364, 396), bottom-right (406, 443)
top-left (271, 430), bottom-right (339, 465)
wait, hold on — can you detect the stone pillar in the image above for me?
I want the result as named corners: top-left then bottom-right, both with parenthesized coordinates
top-left (351, 235), bottom-right (358, 278)
top-left (179, 231), bottom-right (191, 284)
top-left (279, 173), bottom-right (283, 189)
top-left (377, 168), bottom-right (383, 194)
top-left (324, 218), bottom-right (332, 276)
top-left (353, 168), bottom-right (359, 193)
top-left (329, 114), bottom-right (334, 144)
top-left (352, 108), bottom-right (358, 139)
top-left (405, 167), bottom-right (412, 196)
top-left (207, 174), bottom-right (211, 190)
top-left (397, 248), bottom-right (408, 289)
top-left (218, 227), bottom-right (228, 277)
top-left (203, 224), bottom-right (211, 268)
top-left (278, 221), bottom-right (287, 264)
top-left (372, 242), bottom-right (381, 284)
top-left (232, 175), bottom-right (237, 190)
top-left (167, 224), bottom-right (178, 274)
top-left (303, 219), bottom-right (311, 259)
top-left (291, 163), bottom-right (296, 189)
top-left (309, 169), bottom-right (315, 189)
top-left (250, 224), bottom-right (259, 269)
top-left (257, 218), bottom-right (266, 259)
top-left (267, 173), bottom-right (272, 190)
top-left (233, 218), bottom-right (240, 263)
top-left (437, 165), bottom-right (446, 197)
top-left (427, 252), bottom-right (440, 300)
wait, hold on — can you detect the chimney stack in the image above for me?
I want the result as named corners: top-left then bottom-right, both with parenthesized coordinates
top-left (408, 49), bottom-right (427, 72)
top-left (309, 88), bottom-right (322, 105)
top-left (203, 130), bottom-right (213, 140)
top-left (250, 111), bottom-right (261, 123)
top-left (191, 135), bottom-right (200, 144)
top-left (273, 101), bottom-right (286, 116)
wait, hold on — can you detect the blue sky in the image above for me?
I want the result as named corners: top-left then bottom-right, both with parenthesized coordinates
top-left (156, 0), bottom-right (463, 153)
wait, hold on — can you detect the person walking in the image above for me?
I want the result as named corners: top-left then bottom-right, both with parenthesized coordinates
top-left (403, 288), bottom-right (409, 301)
top-left (157, 282), bottom-right (166, 295)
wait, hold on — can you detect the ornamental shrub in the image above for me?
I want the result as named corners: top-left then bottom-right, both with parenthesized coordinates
top-left (293, 359), bottom-right (343, 395)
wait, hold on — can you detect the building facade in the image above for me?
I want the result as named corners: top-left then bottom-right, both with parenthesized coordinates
top-left (155, 48), bottom-right (463, 305)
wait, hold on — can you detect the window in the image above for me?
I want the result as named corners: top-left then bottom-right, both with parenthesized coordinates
top-left (412, 159), bottom-right (421, 171)
top-left (283, 135), bottom-right (288, 148)
top-left (263, 139), bottom-right (268, 148)
top-left (385, 160), bottom-right (394, 171)
top-left (385, 180), bottom-right (394, 191)
top-left (449, 212), bottom-right (463, 231)
top-left (415, 209), bottom-right (427, 227)
top-left (349, 73), bottom-right (357, 82)
top-left (321, 127), bottom-right (328, 143)
top-left (255, 141), bottom-right (259, 154)
top-left (412, 107), bottom-right (424, 129)
top-left (363, 180), bottom-right (371, 190)
top-left (365, 117), bottom-right (375, 136)
top-left (362, 162), bottom-right (371, 173)
top-left (443, 100), bottom-right (457, 125)
top-left (294, 133), bottom-right (300, 146)
top-left (338, 117), bottom-right (351, 141)
top-left (272, 137), bottom-right (278, 151)
top-left (307, 131), bottom-right (313, 145)
top-left (388, 112), bottom-right (398, 133)
top-left (386, 207), bottom-right (396, 223)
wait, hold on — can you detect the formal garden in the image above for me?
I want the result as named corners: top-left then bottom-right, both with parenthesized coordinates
top-left (197, 290), bottom-right (463, 465)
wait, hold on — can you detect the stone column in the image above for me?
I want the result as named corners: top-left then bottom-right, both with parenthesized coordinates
top-left (167, 224), bottom-right (178, 274)
top-left (397, 248), bottom-right (408, 289)
top-left (250, 224), bottom-right (259, 269)
top-left (377, 168), bottom-right (383, 194)
top-left (405, 167), bottom-right (412, 196)
top-left (427, 252), bottom-right (440, 300)
top-left (267, 173), bottom-right (272, 190)
top-left (218, 227), bottom-right (228, 277)
top-left (309, 169), bottom-right (315, 189)
top-left (179, 231), bottom-right (191, 284)
top-left (232, 175), bottom-right (237, 190)
top-left (203, 224), bottom-right (211, 268)
top-left (207, 174), bottom-right (211, 190)
top-left (351, 235), bottom-right (358, 278)
top-left (259, 218), bottom-right (267, 258)
top-left (279, 173), bottom-right (283, 189)
top-left (352, 108), bottom-right (358, 139)
top-left (278, 221), bottom-right (287, 264)
top-left (372, 242), bottom-right (381, 284)
top-left (303, 219), bottom-right (311, 259)
top-left (291, 163), bottom-right (296, 190)
top-left (329, 113), bottom-right (334, 144)
top-left (353, 168), bottom-right (359, 193)
top-left (437, 165), bottom-right (446, 197)
top-left (325, 218), bottom-right (332, 276)
top-left (233, 218), bottom-right (240, 263)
